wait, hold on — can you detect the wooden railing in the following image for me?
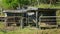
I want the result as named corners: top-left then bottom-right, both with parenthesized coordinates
top-left (39, 16), bottom-right (60, 28)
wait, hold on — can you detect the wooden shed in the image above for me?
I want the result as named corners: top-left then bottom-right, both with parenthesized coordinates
top-left (3, 7), bottom-right (60, 28)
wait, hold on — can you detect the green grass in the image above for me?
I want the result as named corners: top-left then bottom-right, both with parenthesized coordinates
top-left (0, 22), bottom-right (5, 29)
top-left (0, 13), bottom-right (5, 16)
top-left (0, 22), bottom-right (60, 34)
top-left (0, 28), bottom-right (60, 34)
top-left (34, 4), bottom-right (60, 8)
top-left (56, 10), bottom-right (60, 25)
top-left (0, 11), bottom-right (5, 16)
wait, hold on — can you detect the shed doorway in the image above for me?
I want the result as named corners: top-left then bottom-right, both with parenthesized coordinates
top-left (27, 11), bottom-right (36, 27)
top-left (38, 11), bottom-right (56, 27)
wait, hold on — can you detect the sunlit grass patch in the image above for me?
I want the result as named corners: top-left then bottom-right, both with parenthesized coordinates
top-left (0, 22), bottom-right (5, 29)
top-left (0, 27), bottom-right (60, 34)
top-left (34, 4), bottom-right (60, 8)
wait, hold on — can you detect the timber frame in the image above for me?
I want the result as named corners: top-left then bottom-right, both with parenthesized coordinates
top-left (3, 8), bottom-right (60, 29)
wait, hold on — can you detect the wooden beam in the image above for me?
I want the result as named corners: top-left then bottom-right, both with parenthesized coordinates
top-left (36, 11), bottom-right (38, 28)
top-left (4, 18), bottom-right (7, 27)
top-left (20, 18), bottom-right (23, 29)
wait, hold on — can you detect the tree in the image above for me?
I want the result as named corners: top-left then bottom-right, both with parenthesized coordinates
top-left (1, 0), bottom-right (18, 9)
top-left (39, 0), bottom-right (59, 4)
top-left (1, 0), bottom-right (60, 9)
top-left (1, 0), bottom-right (30, 9)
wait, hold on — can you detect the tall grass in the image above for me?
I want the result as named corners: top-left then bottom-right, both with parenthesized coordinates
top-left (0, 22), bottom-right (59, 34)
top-left (34, 4), bottom-right (60, 8)
top-left (56, 10), bottom-right (60, 25)
top-left (0, 28), bottom-right (60, 34)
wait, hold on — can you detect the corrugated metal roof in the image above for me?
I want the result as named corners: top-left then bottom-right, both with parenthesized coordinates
top-left (3, 7), bottom-right (38, 13)
top-left (3, 9), bottom-right (28, 13)
top-left (38, 8), bottom-right (60, 11)
top-left (3, 7), bottom-right (60, 13)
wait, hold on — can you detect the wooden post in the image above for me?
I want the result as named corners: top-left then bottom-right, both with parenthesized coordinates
top-left (39, 16), bottom-right (41, 29)
top-left (36, 11), bottom-right (38, 28)
top-left (26, 13), bottom-right (28, 26)
top-left (4, 17), bottom-right (7, 27)
top-left (21, 17), bottom-right (23, 29)
top-left (27, 13), bottom-right (29, 26)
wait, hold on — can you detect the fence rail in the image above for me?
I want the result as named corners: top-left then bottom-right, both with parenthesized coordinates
top-left (39, 16), bottom-right (59, 23)
top-left (39, 16), bottom-right (60, 28)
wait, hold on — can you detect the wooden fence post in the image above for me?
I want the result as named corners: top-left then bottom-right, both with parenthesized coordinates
top-left (21, 18), bottom-right (23, 29)
top-left (36, 11), bottom-right (38, 28)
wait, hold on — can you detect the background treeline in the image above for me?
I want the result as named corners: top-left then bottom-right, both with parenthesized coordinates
top-left (39, 0), bottom-right (60, 4)
top-left (0, 0), bottom-right (60, 9)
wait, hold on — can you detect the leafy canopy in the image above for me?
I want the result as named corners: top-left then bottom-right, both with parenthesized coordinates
top-left (1, 0), bottom-right (60, 9)
top-left (1, 0), bottom-right (30, 9)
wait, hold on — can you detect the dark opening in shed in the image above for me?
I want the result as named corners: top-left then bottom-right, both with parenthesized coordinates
top-left (38, 8), bottom-right (57, 28)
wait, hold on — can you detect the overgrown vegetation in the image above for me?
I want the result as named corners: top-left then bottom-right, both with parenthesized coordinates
top-left (56, 10), bottom-right (60, 25)
top-left (0, 0), bottom-right (60, 34)
top-left (0, 27), bottom-right (60, 34)
top-left (0, 0), bottom-right (60, 9)
top-left (0, 22), bottom-right (59, 34)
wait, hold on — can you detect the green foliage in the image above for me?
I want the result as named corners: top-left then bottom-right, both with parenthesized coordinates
top-left (39, 0), bottom-right (59, 4)
top-left (1, 0), bottom-right (31, 9)
top-left (56, 10), bottom-right (60, 25)
top-left (0, 28), bottom-right (60, 34)
top-left (1, 0), bottom-right (18, 9)
top-left (1, 0), bottom-right (60, 9)
top-left (0, 22), bottom-right (5, 29)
